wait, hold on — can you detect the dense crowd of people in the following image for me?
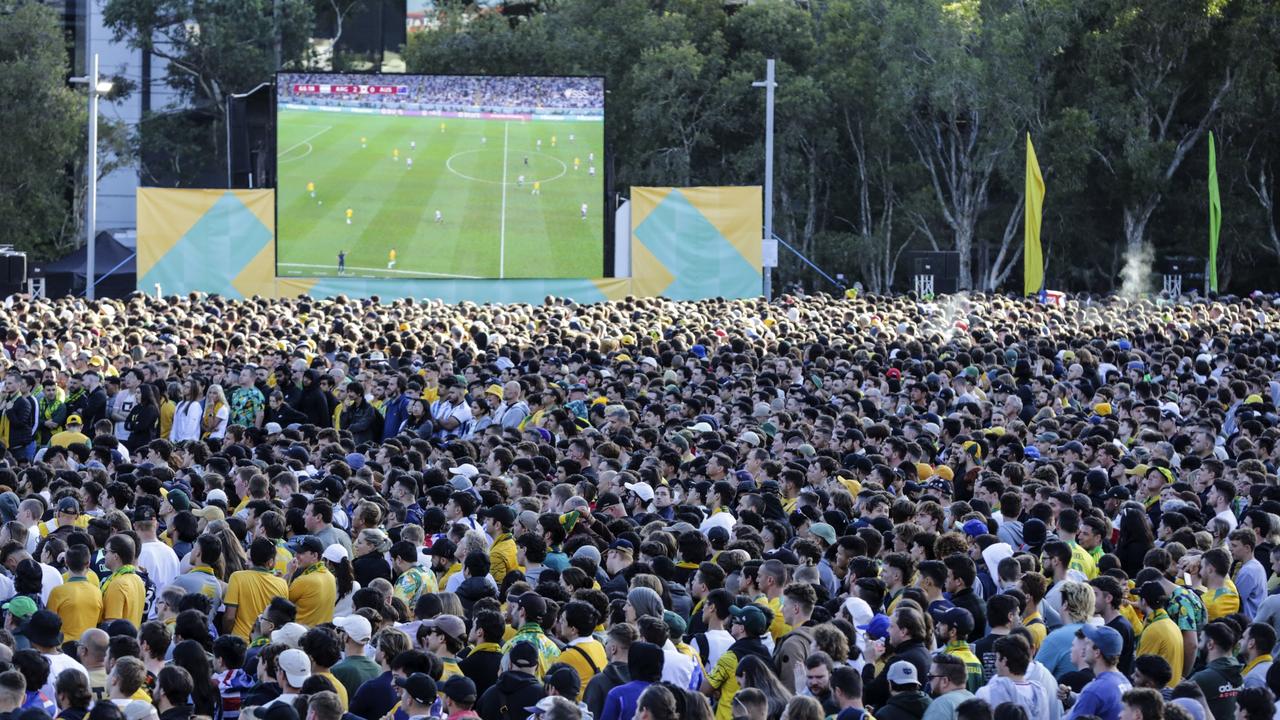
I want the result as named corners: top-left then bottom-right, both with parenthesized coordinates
top-left (0, 290), bottom-right (1277, 720)
top-left (278, 74), bottom-right (604, 113)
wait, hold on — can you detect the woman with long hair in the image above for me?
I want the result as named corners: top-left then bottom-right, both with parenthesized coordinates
top-left (352, 528), bottom-right (393, 586)
top-left (326, 546), bottom-right (361, 616)
top-left (399, 398), bottom-right (432, 438)
top-left (201, 384), bottom-right (229, 440)
top-left (172, 639), bottom-right (219, 718)
top-left (207, 521), bottom-right (248, 576)
top-left (635, 685), bottom-right (679, 720)
top-left (170, 378), bottom-right (203, 442)
top-left (734, 655), bottom-right (792, 720)
top-left (1116, 506), bottom-right (1155, 578)
top-left (123, 384), bottom-right (159, 452)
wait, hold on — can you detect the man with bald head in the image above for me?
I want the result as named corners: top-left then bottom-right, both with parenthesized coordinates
top-left (78, 628), bottom-right (110, 701)
top-left (495, 381), bottom-right (529, 428)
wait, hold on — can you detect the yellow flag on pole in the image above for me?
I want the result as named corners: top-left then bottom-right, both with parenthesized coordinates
top-left (1024, 133), bottom-right (1046, 296)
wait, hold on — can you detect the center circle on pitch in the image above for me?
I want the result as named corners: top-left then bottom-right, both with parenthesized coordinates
top-left (445, 149), bottom-right (568, 186)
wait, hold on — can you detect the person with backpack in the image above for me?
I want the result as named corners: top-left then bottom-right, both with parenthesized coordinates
top-left (774, 583), bottom-right (818, 693)
top-left (475, 642), bottom-right (545, 720)
top-left (690, 589), bottom-right (735, 673)
top-left (555, 602), bottom-right (606, 701)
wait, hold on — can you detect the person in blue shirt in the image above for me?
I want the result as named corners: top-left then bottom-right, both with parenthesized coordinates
top-left (1035, 580), bottom-right (1093, 677)
top-left (1065, 626), bottom-right (1130, 720)
top-left (599, 641), bottom-right (664, 720)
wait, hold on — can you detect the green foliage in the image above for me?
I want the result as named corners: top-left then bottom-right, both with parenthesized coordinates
top-left (0, 3), bottom-right (86, 260)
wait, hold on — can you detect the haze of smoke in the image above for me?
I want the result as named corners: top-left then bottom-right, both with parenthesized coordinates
top-left (1119, 243), bottom-right (1154, 298)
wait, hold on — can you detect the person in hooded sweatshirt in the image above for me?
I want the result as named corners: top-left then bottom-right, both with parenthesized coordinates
top-left (583, 624), bottom-right (636, 720)
top-left (872, 661), bottom-right (931, 720)
top-left (475, 641), bottom-right (545, 720)
top-left (599, 641), bottom-right (664, 720)
top-left (1188, 621), bottom-right (1244, 720)
top-left (975, 636), bottom-right (1051, 720)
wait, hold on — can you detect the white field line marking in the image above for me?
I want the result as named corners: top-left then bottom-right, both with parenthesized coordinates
top-left (279, 125), bottom-right (333, 158)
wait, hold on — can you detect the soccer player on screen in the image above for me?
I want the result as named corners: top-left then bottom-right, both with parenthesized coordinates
top-left (517, 175), bottom-right (525, 187)
top-left (588, 151), bottom-right (595, 162)
top-left (406, 158), bottom-right (413, 169)
top-left (580, 203), bottom-right (588, 220)
top-left (569, 133), bottom-right (575, 141)
top-left (307, 181), bottom-right (316, 199)
top-left (360, 136), bottom-right (367, 148)
top-left (551, 135), bottom-right (557, 147)
top-left (536, 139), bottom-right (542, 149)
top-left (346, 208), bottom-right (353, 225)
top-left (573, 157), bottom-right (580, 171)
top-left (532, 181), bottom-right (540, 196)
top-left (410, 140), bottom-right (416, 150)
top-left (523, 156), bottom-right (529, 166)
top-left (435, 210), bottom-right (443, 224)
top-left (337, 250), bottom-right (346, 274)
top-left (440, 122), bottom-right (446, 133)
top-left (388, 249), bottom-right (397, 270)
top-left (588, 166), bottom-right (596, 177)
top-left (393, 148), bottom-right (399, 162)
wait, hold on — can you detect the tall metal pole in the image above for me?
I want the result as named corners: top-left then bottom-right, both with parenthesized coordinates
top-left (86, 53), bottom-right (100, 301)
top-left (754, 60), bottom-right (776, 302)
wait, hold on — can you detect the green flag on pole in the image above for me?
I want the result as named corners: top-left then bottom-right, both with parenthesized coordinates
top-left (1208, 131), bottom-right (1221, 293)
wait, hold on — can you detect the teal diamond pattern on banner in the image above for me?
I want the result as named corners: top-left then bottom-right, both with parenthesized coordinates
top-left (140, 192), bottom-right (273, 298)
top-left (633, 190), bottom-right (758, 299)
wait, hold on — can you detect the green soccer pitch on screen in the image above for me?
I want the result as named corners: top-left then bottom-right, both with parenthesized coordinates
top-left (275, 73), bottom-right (605, 280)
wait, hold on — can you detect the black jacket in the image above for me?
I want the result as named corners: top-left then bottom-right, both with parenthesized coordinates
top-left (456, 576), bottom-right (498, 614)
top-left (874, 691), bottom-right (932, 720)
top-left (863, 640), bottom-right (931, 709)
top-left (294, 372), bottom-right (332, 427)
top-left (3, 394), bottom-right (36, 447)
top-left (352, 553), bottom-right (392, 587)
top-left (267, 401), bottom-right (309, 428)
top-left (340, 400), bottom-right (378, 444)
top-left (583, 662), bottom-right (629, 720)
top-left (124, 403), bottom-right (159, 451)
top-left (951, 587), bottom-right (987, 642)
top-left (79, 386), bottom-right (108, 429)
top-left (459, 647), bottom-right (503, 699)
top-left (476, 670), bottom-right (545, 720)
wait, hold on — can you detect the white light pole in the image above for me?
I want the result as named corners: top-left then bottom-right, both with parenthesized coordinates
top-left (753, 59), bottom-right (776, 302)
top-left (70, 53), bottom-right (114, 300)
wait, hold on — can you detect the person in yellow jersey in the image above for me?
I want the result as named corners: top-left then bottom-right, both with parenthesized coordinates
top-left (532, 180), bottom-right (540, 196)
top-left (421, 614), bottom-right (467, 680)
top-left (553, 601), bottom-right (607, 700)
top-left (393, 148), bottom-right (399, 161)
top-left (440, 122), bottom-right (446, 133)
top-left (387, 248), bottom-right (397, 270)
top-left (301, 626), bottom-right (350, 709)
top-left (756, 559), bottom-right (792, 641)
top-left (1197, 547), bottom-right (1240, 620)
top-left (551, 135), bottom-right (557, 147)
top-left (100, 535), bottom-right (146, 628)
top-left (346, 208), bottom-right (353, 225)
top-left (361, 136), bottom-right (367, 148)
top-left (48, 415), bottom-right (90, 448)
top-left (703, 604), bottom-right (772, 720)
top-left (1135, 581), bottom-right (1183, 685)
top-left (482, 505), bottom-right (519, 585)
top-left (288, 535), bottom-right (337, 626)
top-left (40, 496), bottom-right (91, 537)
top-left (573, 157), bottom-right (580, 171)
top-left (307, 181), bottom-right (316, 198)
top-left (46, 545), bottom-right (102, 643)
top-left (223, 537), bottom-right (289, 639)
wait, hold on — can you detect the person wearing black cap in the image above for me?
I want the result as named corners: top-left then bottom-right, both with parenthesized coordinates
top-left (500, 594), bottom-right (560, 678)
top-left (287, 536), bottom-right (336, 627)
top-left (440, 676), bottom-right (479, 720)
top-left (393, 673), bottom-right (438, 720)
top-left (476, 642), bottom-right (544, 720)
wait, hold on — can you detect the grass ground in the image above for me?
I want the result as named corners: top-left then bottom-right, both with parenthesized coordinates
top-left (276, 109), bottom-right (604, 279)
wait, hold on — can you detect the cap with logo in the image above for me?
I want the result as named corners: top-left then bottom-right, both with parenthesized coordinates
top-left (887, 660), bottom-right (919, 686)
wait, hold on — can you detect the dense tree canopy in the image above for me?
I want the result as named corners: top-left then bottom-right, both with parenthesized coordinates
top-left (406, 0), bottom-right (1280, 293)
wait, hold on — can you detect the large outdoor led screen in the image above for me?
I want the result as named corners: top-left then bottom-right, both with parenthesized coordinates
top-left (276, 73), bottom-right (605, 279)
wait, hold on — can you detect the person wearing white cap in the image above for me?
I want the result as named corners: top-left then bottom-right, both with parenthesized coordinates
top-left (875, 661), bottom-right (931, 720)
top-left (623, 481), bottom-right (654, 514)
top-left (323, 544), bottom-right (360, 617)
top-left (264, 648), bottom-right (311, 709)
top-left (331, 614), bottom-right (380, 698)
top-left (270, 622), bottom-right (308, 649)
